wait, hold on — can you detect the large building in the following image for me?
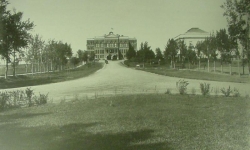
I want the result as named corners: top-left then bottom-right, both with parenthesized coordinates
top-left (174, 27), bottom-right (210, 47)
top-left (86, 32), bottom-right (137, 60)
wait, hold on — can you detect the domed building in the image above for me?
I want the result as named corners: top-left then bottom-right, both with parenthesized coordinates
top-left (174, 27), bottom-right (210, 48)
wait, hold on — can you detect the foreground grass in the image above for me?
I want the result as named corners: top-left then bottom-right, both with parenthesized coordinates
top-left (0, 94), bottom-right (249, 150)
top-left (0, 62), bottom-right (103, 89)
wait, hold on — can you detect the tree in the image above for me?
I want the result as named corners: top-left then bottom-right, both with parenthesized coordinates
top-left (55, 41), bottom-right (72, 70)
top-left (136, 42), bottom-right (155, 67)
top-left (70, 56), bottom-right (79, 68)
top-left (196, 41), bottom-right (203, 69)
top-left (199, 38), bottom-right (209, 71)
top-left (0, 0), bottom-right (34, 78)
top-left (216, 29), bottom-right (229, 73)
top-left (89, 51), bottom-right (95, 61)
top-left (186, 44), bottom-right (197, 69)
top-left (126, 42), bottom-right (136, 60)
top-left (155, 47), bottom-right (163, 61)
top-left (221, 0), bottom-right (250, 74)
top-left (177, 40), bottom-right (187, 68)
top-left (164, 39), bottom-right (178, 68)
top-left (209, 33), bottom-right (218, 73)
top-left (77, 49), bottom-right (84, 64)
top-left (82, 50), bottom-right (88, 63)
top-left (26, 34), bottom-right (45, 74)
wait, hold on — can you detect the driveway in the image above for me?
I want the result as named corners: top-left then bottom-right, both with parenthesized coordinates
top-left (1, 61), bottom-right (250, 102)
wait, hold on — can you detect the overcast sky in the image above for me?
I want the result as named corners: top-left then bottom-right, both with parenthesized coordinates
top-left (8, 0), bottom-right (228, 54)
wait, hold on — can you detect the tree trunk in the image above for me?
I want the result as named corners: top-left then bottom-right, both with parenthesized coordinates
top-left (26, 63), bottom-right (28, 73)
top-left (229, 63), bottom-right (232, 75)
top-left (188, 59), bottom-right (190, 69)
top-left (221, 64), bottom-right (223, 74)
top-left (13, 49), bottom-right (16, 77)
top-left (170, 59), bottom-right (172, 68)
top-left (214, 60), bottom-right (216, 72)
top-left (51, 61), bottom-right (53, 72)
top-left (173, 57), bottom-right (175, 69)
top-left (238, 59), bottom-right (240, 76)
top-left (248, 62), bottom-right (250, 76)
top-left (38, 60), bottom-right (40, 72)
top-left (31, 62), bottom-right (34, 75)
top-left (207, 58), bottom-right (210, 72)
top-left (5, 60), bottom-right (8, 79)
top-left (199, 58), bottom-right (201, 70)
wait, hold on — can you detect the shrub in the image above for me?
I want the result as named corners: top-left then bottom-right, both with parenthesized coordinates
top-left (165, 88), bottom-right (171, 94)
top-left (176, 79), bottom-right (189, 95)
top-left (232, 88), bottom-right (240, 97)
top-left (200, 82), bottom-right (210, 96)
top-left (221, 86), bottom-right (232, 97)
top-left (25, 87), bottom-right (34, 107)
top-left (0, 92), bottom-right (9, 111)
top-left (35, 93), bottom-right (49, 105)
top-left (0, 88), bottom-right (49, 111)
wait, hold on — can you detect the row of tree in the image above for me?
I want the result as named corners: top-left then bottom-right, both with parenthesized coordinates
top-left (0, 0), bottom-right (89, 79)
top-left (25, 35), bottom-right (73, 74)
top-left (126, 28), bottom-right (242, 75)
top-left (164, 29), bottom-right (237, 72)
top-left (0, 0), bottom-right (34, 78)
top-left (126, 0), bottom-right (249, 75)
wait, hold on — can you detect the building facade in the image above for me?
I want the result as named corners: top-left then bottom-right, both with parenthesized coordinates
top-left (174, 27), bottom-right (210, 47)
top-left (86, 32), bottom-right (137, 60)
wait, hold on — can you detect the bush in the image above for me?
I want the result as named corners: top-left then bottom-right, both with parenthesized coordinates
top-left (0, 88), bottom-right (49, 111)
top-left (165, 88), bottom-right (172, 94)
top-left (221, 86), bottom-right (232, 97)
top-left (232, 88), bottom-right (240, 97)
top-left (0, 92), bottom-right (9, 111)
top-left (200, 82), bottom-right (210, 96)
top-left (25, 87), bottom-right (34, 107)
top-left (34, 93), bottom-right (49, 105)
top-left (176, 79), bottom-right (189, 95)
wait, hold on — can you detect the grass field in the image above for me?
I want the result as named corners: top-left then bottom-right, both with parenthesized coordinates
top-left (0, 62), bottom-right (103, 89)
top-left (0, 94), bottom-right (249, 150)
top-left (124, 61), bottom-right (250, 83)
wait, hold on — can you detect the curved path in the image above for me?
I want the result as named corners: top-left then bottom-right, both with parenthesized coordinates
top-left (2, 61), bottom-right (250, 102)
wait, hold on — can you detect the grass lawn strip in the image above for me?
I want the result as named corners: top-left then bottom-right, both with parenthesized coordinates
top-left (0, 62), bottom-right (104, 89)
top-left (123, 61), bottom-right (250, 83)
top-left (0, 94), bottom-right (249, 150)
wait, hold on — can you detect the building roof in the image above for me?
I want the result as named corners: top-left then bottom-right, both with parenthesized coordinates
top-left (174, 28), bottom-right (209, 40)
top-left (185, 28), bottom-right (207, 33)
top-left (87, 32), bottom-right (136, 41)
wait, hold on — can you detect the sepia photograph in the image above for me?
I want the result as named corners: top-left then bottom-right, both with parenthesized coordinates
top-left (0, 0), bottom-right (249, 149)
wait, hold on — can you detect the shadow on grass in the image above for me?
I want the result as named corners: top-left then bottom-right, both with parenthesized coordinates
top-left (0, 112), bottom-right (52, 122)
top-left (0, 122), bottom-right (172, 150)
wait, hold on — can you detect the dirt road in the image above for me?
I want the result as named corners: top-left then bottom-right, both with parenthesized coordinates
top-left (2, 61), bottom-right (250, 102)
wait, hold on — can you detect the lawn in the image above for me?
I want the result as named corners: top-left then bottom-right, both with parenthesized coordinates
top-left (0, 62), bottom-right (103, 89)
top-left (123, 61), bottom-right (250, 83)
top-left (0, 94), bottom-right (249, 150)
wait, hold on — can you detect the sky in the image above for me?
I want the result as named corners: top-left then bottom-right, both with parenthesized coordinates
top-left (8, 0), bottom-right (228, 55)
